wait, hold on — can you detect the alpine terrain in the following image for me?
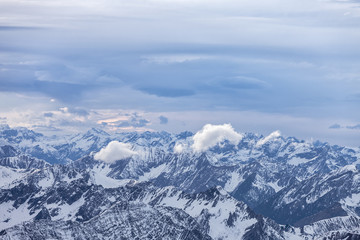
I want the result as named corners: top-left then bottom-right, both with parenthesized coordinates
top-left (0, 124), bottom-right (360, 239)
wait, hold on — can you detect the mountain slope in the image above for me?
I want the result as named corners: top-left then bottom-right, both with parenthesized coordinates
top-left (1, 203), bottom-right (211, 240)
top-left (255, 165), bottom-right (360, 237)
top-left (0, 162), bottom-right (299, 239)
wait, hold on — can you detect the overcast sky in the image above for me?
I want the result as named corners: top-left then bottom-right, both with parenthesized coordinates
top-left (0, 0), bottom-right (359, 146)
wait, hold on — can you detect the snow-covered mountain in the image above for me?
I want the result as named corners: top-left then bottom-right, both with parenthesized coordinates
top-left (0, 145), bottom-right (48, 170)
top-left (256, 165), bottom-right (360, 226)
top-left (0, 145), bottom-right (48, 189)
top-left (0, 161), bottom-right (300, 239)
top-left (0, 125), bottom-right (112, 164)
top-left (0, 125), bottom-right (360, 239)
top-left (67, 128), bottom-right (360, 209)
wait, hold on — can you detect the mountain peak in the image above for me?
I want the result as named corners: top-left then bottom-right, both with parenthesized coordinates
top-left (85, 128), bottom-right (110, 136)
top-left (0, 124), bottom-right (10, 130)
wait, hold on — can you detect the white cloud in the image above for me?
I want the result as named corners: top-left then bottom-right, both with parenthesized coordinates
top-left (256, 130), bottom-right (281, 147)
top-left (192, 124), bottom-right (243, 152)
top-left (94, 141), bottom-right (137, 163)
top-left (59, 107), bottom-right (69, 113)
top-left (174, 143), bottom-right (184, 153)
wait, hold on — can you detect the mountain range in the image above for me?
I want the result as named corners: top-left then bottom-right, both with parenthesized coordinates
top-left (0, 124), bottom-right (360, 239)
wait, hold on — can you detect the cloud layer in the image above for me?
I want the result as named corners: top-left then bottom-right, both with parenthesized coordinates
top-left (94, 141), bottom-right (137, 163)
top-left (192, 124), bottom-right (243, 152)
top-left (1, 0), bottom-right (360, 147)
top-left (1, 0), bottom-right (360, 116)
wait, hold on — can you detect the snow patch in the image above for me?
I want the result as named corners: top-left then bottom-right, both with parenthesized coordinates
top-left (62, 173), bottom-right (82, 183)
top-left (288, 157), bottom-right (316, 166)
top-left (90, 170), bottom-right (131, 188)
top-left (339, 164), bottom-right (357, 173)
top-left (306, 187), bottom-right (332, 204)
top-left (224, 171), bottom-right (244, 192)
top-left (47, 195), bottom-right (85, 221)
top-left (37, 171), bottom-right (55, 188)
top-left (342, 193), bottom-right (360, 207)
top-left (0, 201), bottom-right (40, 231)
top-left (138, 163), bottom-right (168, 182)
top-left (268, 180), bottom-right (283, 193)
top-left (0, 166), bottom-right (26, 189)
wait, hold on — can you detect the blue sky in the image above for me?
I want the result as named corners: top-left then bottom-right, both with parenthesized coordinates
top-left (0, 0), bottom-right (359, 146)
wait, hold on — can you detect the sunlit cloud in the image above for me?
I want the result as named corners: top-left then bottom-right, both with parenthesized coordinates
top-left (94, 141), bottom-right (137, 164)
top-left (192, 124), bottom-right (243, 152)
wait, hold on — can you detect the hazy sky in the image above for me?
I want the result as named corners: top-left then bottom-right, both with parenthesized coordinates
top-left (0, 0), bottom-right (359, 146)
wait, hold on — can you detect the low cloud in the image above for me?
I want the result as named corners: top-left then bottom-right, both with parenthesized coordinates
top-left (94, 141), bottom-right (137, 164)
top-left (256, 130), bottom-right (281, 147)
top-left (114, 115), bottom-right (150, 128)
top-left (347, 124), bottom-right (360, 130)
top-left (97, 112), bottom-right (151, 130)
top-left (174, 143), bottom-right (184, 153)
top-left (43, 112), bottom-right (54, 118)
top-left (328, 123), bottom-right (360, 130)
top-left (159, 115), bottom-right (168, 125)
top-left (192, 124), bottom-right (243, 152)
top-left (59, 107), bottom-right (89, 117)
top-left (329, 123), bottom-right (341, 129)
